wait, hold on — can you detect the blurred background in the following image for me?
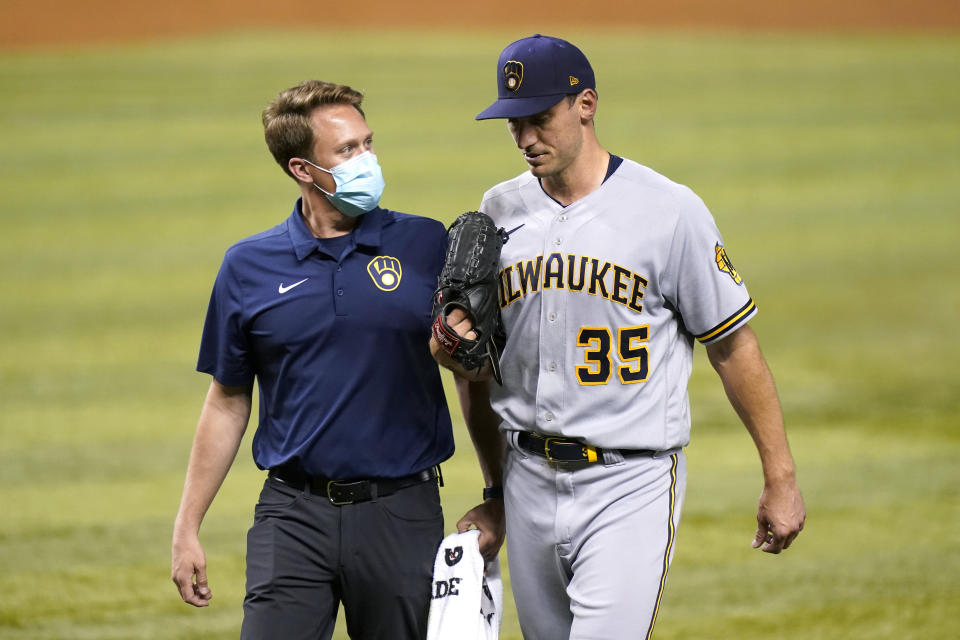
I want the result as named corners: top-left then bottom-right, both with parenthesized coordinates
top-left (1, 2), bottom-right (958, 638)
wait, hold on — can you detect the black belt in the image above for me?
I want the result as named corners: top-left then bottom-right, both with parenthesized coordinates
top-left (517, 431), bottom-right (657, 464)
top-left (268, 465), bottom-right (438, 505)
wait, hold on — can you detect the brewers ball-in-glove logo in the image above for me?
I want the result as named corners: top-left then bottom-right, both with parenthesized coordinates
top-left (715, 242), bottom-right (743, 285)
top-left (444, 545), bottom-right (464, 567)
top-left (367, 256), bottom-right (402, 291)
top-left (503, 60), bottom-right (524, 92)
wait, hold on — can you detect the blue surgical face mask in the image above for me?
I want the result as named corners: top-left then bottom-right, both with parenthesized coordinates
top-left (303, 151), bottom-right (385, 217)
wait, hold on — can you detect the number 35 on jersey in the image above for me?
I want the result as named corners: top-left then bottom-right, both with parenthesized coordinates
top-left (498, 251), bottom-right (652, 387)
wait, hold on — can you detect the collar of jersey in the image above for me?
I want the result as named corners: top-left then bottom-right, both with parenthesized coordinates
top-left (287, 198), bottom-right (384, 261)
top-left (537, 153), bottom-right (624, 208)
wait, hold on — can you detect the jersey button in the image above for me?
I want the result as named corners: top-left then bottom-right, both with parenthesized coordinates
top-left (558, 215), bottom-right (568, 222)
top-left (548, 362), bottom-right (557, 372)
top-left (337, 266), bottom-right (343, 272)
top-left (544, 412), bottom-right (554, 422)
top-left (553, 237), bottom-right (562, 246)
top-left (548, 312), bottom-right (557, 322)
top-left (337, 288), bottom-right (344, 296)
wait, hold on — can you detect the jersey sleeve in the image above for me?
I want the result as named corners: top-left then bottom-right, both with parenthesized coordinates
top-left (478, 193), bottom-right (491, 217)
top-left (664, 189), bottom-right (757, 345)
top-left (196, 253), bottom-right (256, 386)
top-left (478, 187), bottom-right (509, 228)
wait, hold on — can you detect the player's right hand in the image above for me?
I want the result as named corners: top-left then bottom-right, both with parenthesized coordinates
top-left (171, 532), bottom-right (213, 607)
top-left (429, 307), bottom-right (493, 381)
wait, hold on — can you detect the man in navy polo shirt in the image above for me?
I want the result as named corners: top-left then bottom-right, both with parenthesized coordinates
top-left (171, 80), bottom-right (505, 639)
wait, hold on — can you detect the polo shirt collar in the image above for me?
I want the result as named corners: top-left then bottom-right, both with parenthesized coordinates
top-left (287, 198), bottom-right (385, 261)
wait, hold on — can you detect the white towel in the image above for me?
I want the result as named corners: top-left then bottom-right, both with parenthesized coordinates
top-left (427, 529), bottom-right (503, 640)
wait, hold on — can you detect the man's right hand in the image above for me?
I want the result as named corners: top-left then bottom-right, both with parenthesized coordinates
top-left (170, 380), bottom-right (251, 608)
top-left (171, 531), bottom-right (213, 607)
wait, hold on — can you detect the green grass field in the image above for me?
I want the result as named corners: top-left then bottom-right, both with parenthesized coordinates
top-left (1, 28), bottom-right (958, 639)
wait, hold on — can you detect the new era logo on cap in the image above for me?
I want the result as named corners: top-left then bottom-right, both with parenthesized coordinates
top-left (477, 34), bottom-right (596, 120)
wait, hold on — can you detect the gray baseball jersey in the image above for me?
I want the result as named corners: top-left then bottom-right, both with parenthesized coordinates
top-left (481, 157), bottom-right (756, 451)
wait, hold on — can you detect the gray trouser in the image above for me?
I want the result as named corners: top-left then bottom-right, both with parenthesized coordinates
top-left (240, 475), bottom-right (443, 640)
top-left (503, 441), bottom-right (687, 640)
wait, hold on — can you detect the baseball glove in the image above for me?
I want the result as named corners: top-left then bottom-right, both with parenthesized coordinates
top-left (431, 211), bottom-right (508, 384)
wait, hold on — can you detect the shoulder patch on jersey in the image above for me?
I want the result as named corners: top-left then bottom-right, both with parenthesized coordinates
top-left (714, 243), bottom-right (743, 286)
top-left (367, 255), bottom-right (402, 291)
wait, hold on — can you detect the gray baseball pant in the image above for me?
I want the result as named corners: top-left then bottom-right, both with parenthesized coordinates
top-left (503, 439), bottom-right (686, 640)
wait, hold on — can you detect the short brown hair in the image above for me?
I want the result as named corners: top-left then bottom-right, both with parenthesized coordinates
top-left (262, 80), bottom-right (365, 179)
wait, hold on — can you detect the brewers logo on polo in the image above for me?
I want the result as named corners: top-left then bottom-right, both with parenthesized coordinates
top-left (368, 255), bottom-right (402, 291)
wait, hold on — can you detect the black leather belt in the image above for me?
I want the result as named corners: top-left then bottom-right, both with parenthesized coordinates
top-left (517, 431), bottom-right (657, 463)
top-left (268, 465), bottom-right (438, 505)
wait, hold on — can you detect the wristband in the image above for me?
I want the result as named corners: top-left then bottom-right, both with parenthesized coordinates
top-left (483, 486), bottom-right (503, 500)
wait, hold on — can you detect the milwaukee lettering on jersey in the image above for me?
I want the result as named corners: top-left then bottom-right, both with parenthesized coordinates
top-left (498, 253), bottom-right (648, 314)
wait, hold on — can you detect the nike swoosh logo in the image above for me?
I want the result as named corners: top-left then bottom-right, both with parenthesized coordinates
top-left (500, 223), bottom-right (525, 242)
top-left (278, 278), bottom-right (309, 294)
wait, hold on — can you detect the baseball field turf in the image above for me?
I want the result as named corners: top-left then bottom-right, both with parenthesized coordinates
top-left (0, 27), bottom-right (958, 639)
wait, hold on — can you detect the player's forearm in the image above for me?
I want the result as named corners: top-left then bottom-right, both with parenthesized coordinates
top-left (455, 377), bottom-right (504, 487)
top-left (706, 326), bottom-right (796, 485)
top-left (174, 381), bottom-right (252, 536)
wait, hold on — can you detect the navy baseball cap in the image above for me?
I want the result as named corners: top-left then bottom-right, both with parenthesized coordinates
top-left (476, 34), bottom-right (595, 120)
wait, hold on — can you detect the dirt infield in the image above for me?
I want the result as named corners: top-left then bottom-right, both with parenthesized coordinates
top-left (3, 0), bottom-right (959, 51)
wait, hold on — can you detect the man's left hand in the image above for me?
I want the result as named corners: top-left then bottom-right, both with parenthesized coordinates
top-left (752, 478), bottom-right (805, 554)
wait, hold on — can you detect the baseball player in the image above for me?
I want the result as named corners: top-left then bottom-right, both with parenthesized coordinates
top-left (171, 80), bottom-right (504, 640)
top-left (431, 35), bottom-right (806, 639)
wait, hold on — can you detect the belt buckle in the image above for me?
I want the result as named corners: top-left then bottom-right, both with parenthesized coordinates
top-left (544, 437), bottom-right (577, 462)
top-left (326, 480), bottom-right (365, 505)
top-left (543, 437), bottom-right (598, 463)
top-left (543, 437), bottom-right (562, 462)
